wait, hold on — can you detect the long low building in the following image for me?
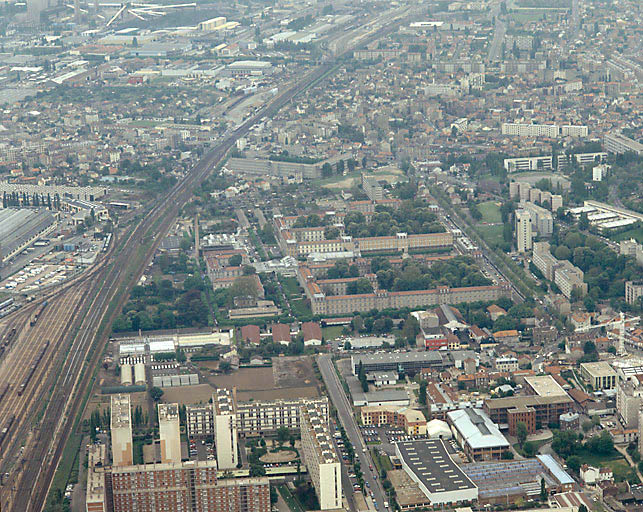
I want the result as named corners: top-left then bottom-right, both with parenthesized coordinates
top-left (0, 208), bottom-right (57, 262)
top-left (351, 352), bottom-right (454, 376)
top-left (483, 394), bottom-right (573, 428)
top-left (395, 439), bottom-right (478, 507)
top-left (187, 395), bottom-right (329, 438)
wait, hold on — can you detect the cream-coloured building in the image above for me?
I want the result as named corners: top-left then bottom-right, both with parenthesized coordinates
top-left (187, 396), bottom-right (329, 438)
top-left (300, 404), bottom-right (342, 510)
top-left (214, 388), bottom-right (238, 470)
top-left (158, 403), bottom-right (182, 463)
top-left (616, 378), bottom-right (643, 428)
top-left (580, 362), bottom-right (617, 391)
top-left (110, 395), bottom-right (133, 467)
top-left (86, 444), bottom-right (107, 512)
top-left (360, 406), bottom-right (427, 435)
top-left (515, 209), bottom-right (533, 253)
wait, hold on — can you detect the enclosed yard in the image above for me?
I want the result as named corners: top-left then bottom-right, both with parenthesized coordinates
top-left (208, 367), bottom-right (275, 390)
top-left (161, 384), bottom-right (214, 405)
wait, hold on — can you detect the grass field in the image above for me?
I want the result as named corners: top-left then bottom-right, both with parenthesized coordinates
top-left (322, 325), bottom-right (345, 341)
top-left (477, 224), bottom-right (504, 247)
top-left (610, 226), bottom-right (643, 244)
top-left (510, 11), bottom-right (545, 23)
top-left (478, 201), bottom-right (502, 223)
top-left (291, 298), bottom-right (312, 318)
top-left (280, 276), bottom-right (302, 298)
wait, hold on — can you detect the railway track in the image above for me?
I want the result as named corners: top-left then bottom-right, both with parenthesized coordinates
top-left (2, 10), bottom-right (419, 511)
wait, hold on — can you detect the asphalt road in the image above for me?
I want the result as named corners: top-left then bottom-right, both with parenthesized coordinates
top-left (318, 354), bottom-right (388, 511)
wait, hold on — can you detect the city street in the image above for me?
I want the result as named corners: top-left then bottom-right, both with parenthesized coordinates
top-left (318, 354), bottom-right (388, 511)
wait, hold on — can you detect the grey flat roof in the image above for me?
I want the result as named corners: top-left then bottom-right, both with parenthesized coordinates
top-left (364, 390), bottom-right (409, 402)
top-left (397, 439), bottom-right (477, 494)
top-left (0, 208), bottom-right (55, 256)
top-left (352, 351), bottom-right (446, 366)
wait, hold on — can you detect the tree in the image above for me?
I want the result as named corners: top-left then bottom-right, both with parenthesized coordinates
top-left (277, 426), bottom-right (290, 446)
top-left (346, 278), bottom-right (373, 295)
top-left (219, 361), bottom-right (232, 373)
top-left (419, 381), bottom-right (427, 405)
top-left (522, 441), bottom-right (537, 457)
top-left (249, 464), bottom-right (266, 477)
top-left (229, 254), bottom-right (242, 266)
top-left (229, 276), bottom-right (259, 299)
top-left (149, 386), bottom-right (164, 401)
top-left (579, 212), bottom-right (589, 230)
top-left (321, 163), bottom-right (333, 178)
top-left (566, 455), bottom-right (581, 473)
top-left (578, 505), bottom-right (588, 512)
top-left (540, 477), bottom-right (546, 501)
top-left (516, 421), bottom-right (528, 447)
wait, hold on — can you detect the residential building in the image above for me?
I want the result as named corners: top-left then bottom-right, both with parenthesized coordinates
top-left (515, 209), bottom-right (532, 252)
top-left (213, 388), bottom-right (238, 470)
top-left (447, 409), bottom-right (510, 461)
top-left (360, 406), bottom-right (427, 435)
top-left (362, 174), bottom-right (383, 201)
top-left (158, 403), bottom-right (182, 464)
top-left (484, 395), bottom-right (574, 427)
top-left (555, 260), bottom-right (587, 299)
top-left (504, 155), bottom-right (553, 172)
top-left (495, 356), bottom-right (519, 372)
top-left (187, 397), bottom-right (329, 438)
top-left (532, 242), bottom-right (558, 280)
top-left (501, 123), bottom-right (587, 138)
top-left (522, 201), bottom-right (553, 237)
top-left (616, 379), bottom-right (643, 428)
top-left (110, 461), bottom-right (270, 512)
top-left (580, 362), bottom-right (617, 390)
top-left (507, 406), bottom-right (536, 436)
top-left (625, 281), bottom-right (643, 305)
top-left (111, 395), bottom-right (133, 467)
top-left (604, 133), bottom-right (643, 156)
top-left (300, 404), bottom-right (342, 510)
top-left (86, 444), bottom-right (107, 512)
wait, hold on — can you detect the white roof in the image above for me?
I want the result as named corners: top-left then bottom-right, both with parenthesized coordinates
top-left (427, 419), bottom-right (452, 439)
top-left (447, 408), bottom-right (509, 449)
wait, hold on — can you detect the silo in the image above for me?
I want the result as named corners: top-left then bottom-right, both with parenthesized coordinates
top-left (120, 364), bottom-right (132, 386)
top-left (134, 362), bottom-right (146, 386)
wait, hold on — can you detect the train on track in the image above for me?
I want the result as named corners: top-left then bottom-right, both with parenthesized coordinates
top-left (17, 340), bottom-right (49, 396)
top-left (0, 327), bottom-right (17, 359)
top-left (30, 300), bottom-right (48, 326)
top-left (0, 383), bottom-right (10, 402)
top-left (0, 414), bottom-right (15, 449)
top-left (0, 297), bottom-right (19, 319)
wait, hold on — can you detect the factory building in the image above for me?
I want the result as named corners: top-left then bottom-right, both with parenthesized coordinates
top-left (0, 209), bottom-right (57, 263)
top-left (447, 409), bottom-right (510, 461)
top-left (300, 403), bottom-right (342, 510)
top-left (395, 439), bottom-right (478, 506)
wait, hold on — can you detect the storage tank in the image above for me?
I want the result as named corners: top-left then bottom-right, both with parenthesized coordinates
top-left (120, 364), bottom-right (132, 386)
top-left (134, 363), bottom-right (146, 386)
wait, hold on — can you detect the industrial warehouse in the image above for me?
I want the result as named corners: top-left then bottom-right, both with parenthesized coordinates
top-left (0, 208), bottom-right (57, 263)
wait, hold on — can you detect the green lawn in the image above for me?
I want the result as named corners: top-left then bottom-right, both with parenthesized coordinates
top-left (510, 11), bottom-right (545, 23)
top-left (610, 226), bottom-right (643, 244)
top-left (291, 298), bottom-right (312, 319)
top-left (371, 449), bottom-right (393, 474)
top-left (478, 201), bottom-right (502, 224)
top-left (322, 325), bottom-right (345, 341)
top-left (477, 224), bottom-right (504, 247)
top-left (278, 484), bottom-right (305, 512)
top-left (280, 276), bottom-right (302, 298)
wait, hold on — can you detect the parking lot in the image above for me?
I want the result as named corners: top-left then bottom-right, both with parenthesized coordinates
top-left (359, 425), bottom-right (429, 445)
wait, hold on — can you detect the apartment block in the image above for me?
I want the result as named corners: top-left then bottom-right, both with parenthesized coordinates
top-left (604, 133), bottom-right (643, 156)
top-left (111, 395), bottom-right (133, 467)
top-left (300, 404), bottom-right (342, 510)
top-left (86, 444), bottom-right (107, 512)
top-left (187, 396), bottom-right (330, 438)
top-left (625, 281), bottom-right (643, 305)
top-left (360, 406), bottom-right (427, 435)
top-left (214, 388), bottom-right (238, 470)
top-left (503, 155), bottom-right (553, 172)
top-left (484, 395), bottom-right (573, 427)
top-left (158, 403), bottom-right (182, 464)
top-left (110, 461), bottom-right (270, 512)
top-left (522, 201), bottom-right (553, 237)
top-left (515, 209), bottom-right (532, 253)
top-left (495, 356), bottom-right (519, 372)
top-left (557, 152), bottom-right (607, 170)
top-left (501, 123), bottom-right (587, 138)
top-left (555, 260), bottom-right (587, 299)
top-left (362, 174), bottom-right (384, 201)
